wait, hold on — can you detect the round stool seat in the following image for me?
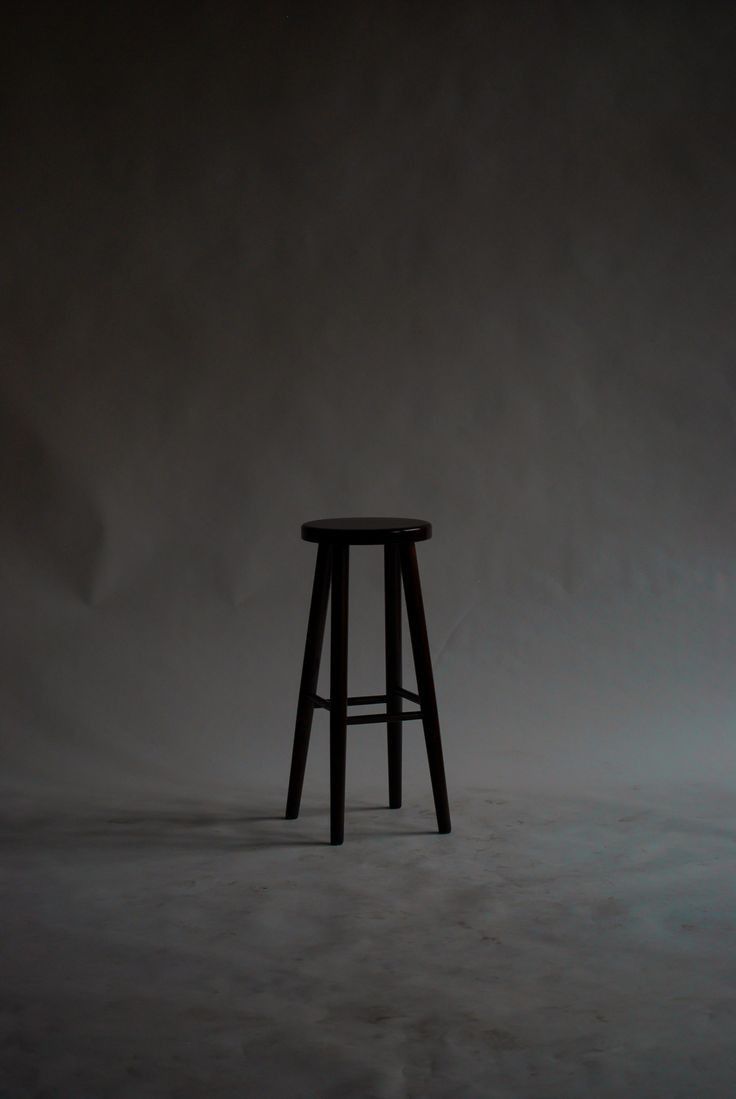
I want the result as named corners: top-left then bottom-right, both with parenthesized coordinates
top-left (302, 516), bottom-right (431, 545)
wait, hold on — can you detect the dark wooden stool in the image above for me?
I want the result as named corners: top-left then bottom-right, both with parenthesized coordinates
top-left (285, 517), bottom-right (451, 845)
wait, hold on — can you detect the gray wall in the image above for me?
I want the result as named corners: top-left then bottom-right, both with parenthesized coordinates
top-left (3, 2), bottom-right (735, 806)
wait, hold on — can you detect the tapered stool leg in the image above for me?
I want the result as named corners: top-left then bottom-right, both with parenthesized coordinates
top-left (330, 544), bottom-right (349, 845)
top-left (285, 543), bottom-right (332, 819)
top-left (400, 543), bottom-right (451, 834)
top-left (385, 543), bottom-right (402, 808)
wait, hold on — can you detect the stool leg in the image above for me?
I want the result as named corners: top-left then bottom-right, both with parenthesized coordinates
top-left (285, 543), bottom-right (332, 819)
top-left (385, 543), bottom-right (402, 808)
top-left (330, 544), bottom-right (349, 845)
top-left (400, 542), bottom-right (451, 834)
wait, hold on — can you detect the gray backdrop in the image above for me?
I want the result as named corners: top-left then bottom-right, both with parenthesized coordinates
top-left (3, 1), bottom-right (735, 808)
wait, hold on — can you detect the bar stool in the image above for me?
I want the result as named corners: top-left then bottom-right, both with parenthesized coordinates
top-left (285, 517), bottom-right (451, 845)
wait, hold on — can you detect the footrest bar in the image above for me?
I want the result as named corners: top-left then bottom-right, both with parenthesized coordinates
top-left (308, 694), bottom-right (424, 724)
top-left (347, 710), bottom-right (423, 726)
top-left (397, 687), bottom-right (420, 704)
top-left (309, 693), bottom-right (392, 711)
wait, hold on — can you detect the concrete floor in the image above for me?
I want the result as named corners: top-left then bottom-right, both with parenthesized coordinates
top-left (1, 781), bottom-right (735, 1098)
